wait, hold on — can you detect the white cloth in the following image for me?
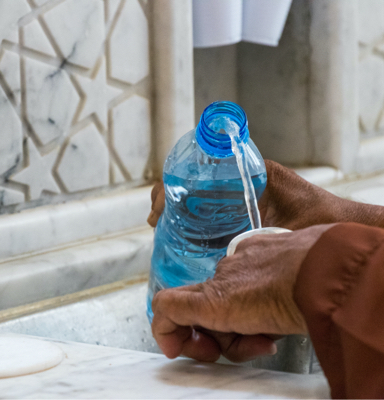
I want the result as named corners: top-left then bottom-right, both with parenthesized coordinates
top-left (193, 0), bottom-right (292, 48)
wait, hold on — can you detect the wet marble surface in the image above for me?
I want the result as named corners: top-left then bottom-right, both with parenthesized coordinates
top-left (0, 334), bottom-right (330, 399)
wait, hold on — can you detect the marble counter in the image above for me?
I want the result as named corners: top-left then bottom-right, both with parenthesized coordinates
top-left (0, 334), bottom-right (330, 399)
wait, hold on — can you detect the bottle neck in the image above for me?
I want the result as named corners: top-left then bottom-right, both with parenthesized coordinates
top-left (196, 101), bottom-right (249, 157)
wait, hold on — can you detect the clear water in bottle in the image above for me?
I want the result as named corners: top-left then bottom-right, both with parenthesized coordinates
top-left (147, 101), bottom-right (267, 322)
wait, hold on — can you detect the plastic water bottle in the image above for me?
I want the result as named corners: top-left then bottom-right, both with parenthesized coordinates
top-left (147, 101), bottom-right (267, 322)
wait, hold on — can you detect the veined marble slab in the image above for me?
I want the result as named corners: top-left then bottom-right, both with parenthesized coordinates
top-left (0, 282), bottom-right (159, 354)
top-left (0, 334), bottom-right (330, 399)
top-left (0, 227), bottom-right (153, 311)
top-left (0, 186), bottom-right (152, 260)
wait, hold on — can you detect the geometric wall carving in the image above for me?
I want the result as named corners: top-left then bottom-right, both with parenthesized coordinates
top-left (24, 57), bottom-right (80, 145)
top-left (112, 95), bottom-right (151, 181)
top-left (109, 0), bottom-right (149, 85)
top-left (23, 19), bottom-right (56, 57)
top-left (0, 50), bottom-right (22, 107)
top-left (0, 85), bottom-right (23, 176)
top-left (43, 0), bottom-right (105, 69)
top-left (0, 0), bottom-right (151, 211)
top-left (10, 139), bottom-right (60, 200)
top-left (76, 58), bottom-right (122, 130)
top-left (58, 124), bottom-right (109, 192)
top-left (0, 1), bottom-right (30, 45)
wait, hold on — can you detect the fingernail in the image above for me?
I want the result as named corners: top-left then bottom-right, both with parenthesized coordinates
top-left (268, 343), bottom-right (278, 355)
top-left (147, 211), bottom-right (155, 225)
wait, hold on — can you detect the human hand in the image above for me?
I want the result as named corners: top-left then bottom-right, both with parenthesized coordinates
top-left (151, 224), bottom-right (334, 363)
top-left (257, 160), bottom-right (340, 230)
top-left (147, 181), bottom-right (165, 228)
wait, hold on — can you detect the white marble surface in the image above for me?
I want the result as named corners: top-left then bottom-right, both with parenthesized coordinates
top-left (0, 334), bottom-right (330, 399)
top-left (58, 124), bottom-right (109, 192)
top-left (11, 138), bottom-right (60, 200)
top-left (358, 0), bottom-right (384, 134)
top-left (310, 0), bottom-right (384, 174)
top-left (0, 84), bottom-right (22, 176)
top-left (0, 228), bottom-right (153, 310)
top-left (0, 0), bottom-right (153, 209)
top-left (151, 0), bottom-right (195, 175)
top-left (193, 1), bottom-right (384, 175)
top-left (24, 56), bottom-right (80, 145)
top-left (109, 0), bottom-right (149, 85)
top-left (23, 19), bottom-right (56, 57)
top-left (359, 55), bottom-right (384, 132)
top-left (106, 0), bottom-right (121, 25)
top-left (0, 336), bottom-right (64, 378)
top-left (0, 282), bottom-right (159, 353)
top-left (32, 0), bottom-right (50, 6)
top-left (294, 166), bottom-right (344, 186)
top-left (0, 0), bottom-right (30, 44)
top-left (0, 0), bottom-right (193, 210)
top-left (0, 186), bottom-right (25, 206)
top-left (358, 0), bottom-right (384, 47)
top-left (43, 0), bottom-right (105, 69)
top-left (0, 49), bottom-right (22, 109)
top-left (76, 58), bottom-right (122, 130)
top-left (0, 185), bottom-right (152, 259)
top-left (324, 169), bottom-right (384, 207)
top-left (112, 95), bottom-right (151, 180)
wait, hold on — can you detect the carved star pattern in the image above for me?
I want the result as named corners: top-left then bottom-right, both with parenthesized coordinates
top-left (0, 0), bottom-right (151, 207)
top-left (76, 58), bottom-right (122, 130)
top-left (0, 1), bottom-right (30, 45)
top-left (10, 139), bottom-right (60, 200)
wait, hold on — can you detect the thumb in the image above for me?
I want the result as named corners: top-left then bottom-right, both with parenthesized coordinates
top-left (152, 284), bottom-right (208, 326)
top-left (151, 285), bottom-right (218, 358)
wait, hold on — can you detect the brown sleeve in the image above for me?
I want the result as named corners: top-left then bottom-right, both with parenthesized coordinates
top-left (294, 223), bottom-right (384, 399)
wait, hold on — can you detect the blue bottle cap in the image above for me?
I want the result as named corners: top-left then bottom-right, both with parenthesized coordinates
top-left (196, 101), bottom-right (249, 157)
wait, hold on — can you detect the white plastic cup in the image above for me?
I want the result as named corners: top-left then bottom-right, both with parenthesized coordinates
top-left (227, 227), bottom-right (291, 257)
top-left (242, 0), bottom-right (293, 47)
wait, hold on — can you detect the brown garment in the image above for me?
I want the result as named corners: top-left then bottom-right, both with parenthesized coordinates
top-left (294, 223), bottom-right (384, 399)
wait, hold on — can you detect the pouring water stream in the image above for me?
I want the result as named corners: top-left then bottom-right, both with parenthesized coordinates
top-left (209, 117), bottom-right (262, 230)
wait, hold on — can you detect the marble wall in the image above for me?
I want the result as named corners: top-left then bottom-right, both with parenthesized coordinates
top-left (358, 0), bottom-right (384, 139)
top-left (0, 0), bottom-right (152, 212)
top-left (193, 0), bottom-right (384, 175)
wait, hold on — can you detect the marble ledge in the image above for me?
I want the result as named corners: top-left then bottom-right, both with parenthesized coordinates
top-left (294, 166), bottom-right (384, 207)
top-left (323, 169), bottom-right (384, 207)
top-left (0, 227), bottom-right (153, 311)
top-left (294, 166), bottom-right (344, 187)
top-left (0, 334), bottom-right (330, 399)
top-left (0, 186), bottom-right (153, 261)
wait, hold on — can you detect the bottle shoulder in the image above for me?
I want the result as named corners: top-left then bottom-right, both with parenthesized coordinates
top-left (164, 130), bottom-right (266, 181)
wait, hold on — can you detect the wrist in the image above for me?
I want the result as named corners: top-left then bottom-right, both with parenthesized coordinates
top-left (328, 196), bottom-right (384, 228)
